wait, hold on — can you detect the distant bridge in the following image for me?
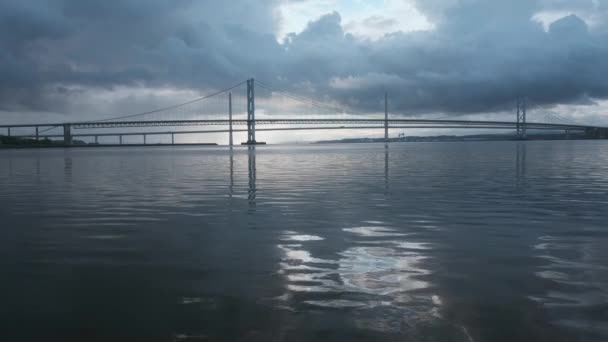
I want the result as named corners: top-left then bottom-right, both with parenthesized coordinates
top-left (2, 79), bottom-right (607, 145)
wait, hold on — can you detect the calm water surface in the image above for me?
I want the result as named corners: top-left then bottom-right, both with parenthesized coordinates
top-left (1, 141), bottom-right (607, 341)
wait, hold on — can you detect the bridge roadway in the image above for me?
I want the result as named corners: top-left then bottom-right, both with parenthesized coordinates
top-left (71, 118), bottom-right (595, 130)
top-left (2, 118), bottom-right (607, 142)
top-left (0, 118), bottom-right (595, 130)
top-left (7, 125), bottom-right (547, 139)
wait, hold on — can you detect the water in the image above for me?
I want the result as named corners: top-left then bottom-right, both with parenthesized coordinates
top-left (1, 141), bottom-right (607, 342)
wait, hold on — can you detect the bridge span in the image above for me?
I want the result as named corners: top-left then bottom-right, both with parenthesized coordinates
top-left (2, 120), bottom-right (605, 146)
top-left (1, 78), bottom-right (607, 145)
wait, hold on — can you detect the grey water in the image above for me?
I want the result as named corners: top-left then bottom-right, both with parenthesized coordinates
top-left (1, 141), bottom-right (607, 342)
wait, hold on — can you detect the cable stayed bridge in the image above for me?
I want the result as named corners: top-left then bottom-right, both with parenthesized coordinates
top-left (1, 79), bottom-right (607, 145)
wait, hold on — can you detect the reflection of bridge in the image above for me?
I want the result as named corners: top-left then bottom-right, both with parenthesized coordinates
top-left (2, 78), bottom-right (607, 145)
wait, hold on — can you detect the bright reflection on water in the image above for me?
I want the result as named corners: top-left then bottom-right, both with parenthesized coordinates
top-left (1, 141), bottom-right (608, 342)
top-left (278, 225), bottom-right (433, 306)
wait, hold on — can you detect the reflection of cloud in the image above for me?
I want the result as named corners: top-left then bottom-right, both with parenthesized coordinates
top-left (277, 226), bottom-right (437, 311)
top-left (339, 246), bottom-right (429, 296)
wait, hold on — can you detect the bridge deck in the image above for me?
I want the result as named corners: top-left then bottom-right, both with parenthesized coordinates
top-left (0, 118), bottom-right (596, 130)
top-left (7, 126), bottom-right (593, 140)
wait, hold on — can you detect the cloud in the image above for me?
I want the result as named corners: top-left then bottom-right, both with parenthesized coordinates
top-left (1, 0), bottom-right (608, 124)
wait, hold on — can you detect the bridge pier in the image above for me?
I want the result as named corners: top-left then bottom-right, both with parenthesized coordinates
top-left (7, 127), bottom-right (11, 137)
top-left (171, 133), bottom-right (175, 145)
top-left (63, 124), bottom-right (72, 145)
top-left (94, 135), bottom-right (99, 144)
top-left (143, 134), bottom-right (147, 145)
top-left (119, 135), bottom-right (123, 145)
top-left (384, 92), bottom-right (389, 142)
top-left (228, 92), bottom-right (233, 148)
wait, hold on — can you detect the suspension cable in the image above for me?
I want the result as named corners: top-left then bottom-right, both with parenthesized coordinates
top-left (79, 80), bottom-right (247, 123)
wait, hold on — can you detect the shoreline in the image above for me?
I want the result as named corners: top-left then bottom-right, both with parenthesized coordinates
top-left (0, 143), bottom-right (218, 149)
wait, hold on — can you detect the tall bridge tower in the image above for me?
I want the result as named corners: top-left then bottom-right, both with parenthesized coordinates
top-left (242, 78), bottom-right (266, 145)
top-left (245, 78), bottom-right (256, 145)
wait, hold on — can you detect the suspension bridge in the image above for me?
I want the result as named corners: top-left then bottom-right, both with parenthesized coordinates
top-left (1, 79), bottom-right (607, 146)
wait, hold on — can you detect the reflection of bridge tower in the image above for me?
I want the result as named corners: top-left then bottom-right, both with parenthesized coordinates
top-left (516, 143), bottom-right (527, 181)
top-left (384, 146), bottom-right (389, 192)
top-left (517, 97), bottom-right (527, 139)
top-left (248, 147), bottom-right (257, 205)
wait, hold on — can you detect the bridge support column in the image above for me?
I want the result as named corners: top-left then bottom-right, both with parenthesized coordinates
top-left (171, 133), bottom-right (175, 145)
top-left (517, 97), bottom-right (527, 139)
top-left (63, 124), bottom-right (72, 145)
top-left (35, 126), bottom-right (39, 141)
top-left (94, 136), bottom-right (98, 144)
top-left (7, 127), bottom-right (11, 137)
top-left (246, 78), bottom-right (256, 145)
top-left (229, 92), bottom-right (233, 148)
top-left (384, 92), bottom-right (389, 143)
top-left (119, 135), bottom-right (123, 145)
top-left (143, 134), bottom-right (147, 145)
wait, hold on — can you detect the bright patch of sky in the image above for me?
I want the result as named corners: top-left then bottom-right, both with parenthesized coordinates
top-left (533, 0), bottom-right (605, 31)
top-left (278, 0), bottom-right (433, 40)
top-left (534, 10), bottom-right (588, 31)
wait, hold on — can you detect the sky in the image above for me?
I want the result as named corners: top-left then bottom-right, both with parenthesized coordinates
top-left (1, 0), bottom-right (608, 143)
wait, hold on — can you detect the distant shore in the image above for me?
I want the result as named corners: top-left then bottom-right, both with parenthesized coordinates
top-left (314, 133), bottom-right (594, 144)
top-left (0, 136), bottom-right (218, 149)
top-left (0, 143), bottom-right (218, 149)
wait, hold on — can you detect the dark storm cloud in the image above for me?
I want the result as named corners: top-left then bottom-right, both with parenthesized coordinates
top-left (1, 0), bottom-right (608, 116)
top-left (0, 0), bottom-right (282, 111)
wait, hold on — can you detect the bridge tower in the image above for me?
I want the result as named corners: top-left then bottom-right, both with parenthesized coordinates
top-left (384, 92), bottom-right (389, 143)
top-left (228, 92), bottom-right (233, 148)
top-left (516, 97), bottom-right (527, 139)
top-left (246, 78), bottom-right (256, 145)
